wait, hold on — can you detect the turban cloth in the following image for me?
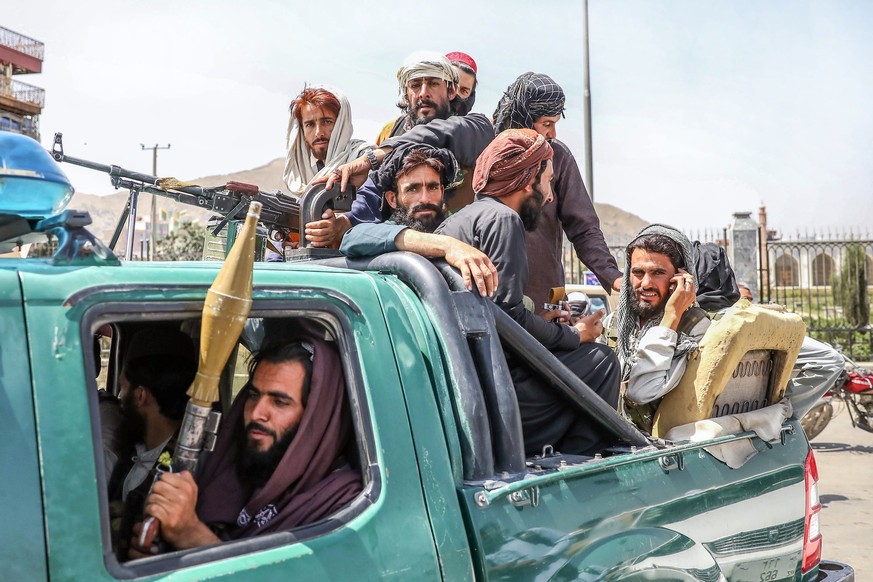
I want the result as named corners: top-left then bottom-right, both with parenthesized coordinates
top-left (446, 51), bottom-right (477, 116)
top-left (493, 72), bottom-right (566, 133)
top-left (473, 128), bottom-right (553, 199)
top-left (372, 144), bottom-right (460, 219)
top-left (445, 51), bottom-right (477, 74)
top-left (396, 51), bottom-right (459, 99)
top-left (615, 224), bottom-right (697, 364)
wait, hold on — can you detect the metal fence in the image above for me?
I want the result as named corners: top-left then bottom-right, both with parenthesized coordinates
top-left (764, 236), bottom-right (873, 358)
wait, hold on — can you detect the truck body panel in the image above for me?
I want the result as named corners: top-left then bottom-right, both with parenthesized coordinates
top-left (0, 255), bottom-right (853, 581)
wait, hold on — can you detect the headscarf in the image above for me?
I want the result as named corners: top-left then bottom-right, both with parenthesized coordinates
top-left (196, 336), bottom-right (361, 538)
top-left (473, 128), bottom-right (553, 198)
top-left (447, 51), bottom-right (477, 116)
top-left (372, 144), bottom-right (459, 220)
top-left (283, 85), bottom-right (368, 196)
top-left (692, 241), bottom-right (741, 312)
top-left (396, 51), bottom-right (459, 105)
top-left (493, 72), bottom-right (566, 133)
top-left (445, 51), bottom-right (477, 75)
top-left (615, 224), bottom-right (698, 367)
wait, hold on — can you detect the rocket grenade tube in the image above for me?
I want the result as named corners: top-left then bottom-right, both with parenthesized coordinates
top-left (138, 201), bottom-right (261, 551)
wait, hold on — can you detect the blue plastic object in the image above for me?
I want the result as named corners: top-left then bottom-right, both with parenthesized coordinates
top-left (0, 132), bottom-right (74, 218)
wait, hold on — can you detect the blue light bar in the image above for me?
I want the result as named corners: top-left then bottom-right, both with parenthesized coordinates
top-left (0, 132), bottom-right (74, 218)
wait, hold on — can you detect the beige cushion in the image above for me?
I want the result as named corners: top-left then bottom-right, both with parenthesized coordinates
top-left (652, 300), bottom-right (805, 437)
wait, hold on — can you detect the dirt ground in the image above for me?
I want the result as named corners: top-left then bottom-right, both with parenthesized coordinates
top-left (811, 400), bottom-right (873, 578)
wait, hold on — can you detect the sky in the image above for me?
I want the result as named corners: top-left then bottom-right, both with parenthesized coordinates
top-left (5, 0), bottom-right (872, 235)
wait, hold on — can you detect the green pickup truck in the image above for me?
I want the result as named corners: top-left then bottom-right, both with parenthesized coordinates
top-left (0, 134), bottom-right (855, 581)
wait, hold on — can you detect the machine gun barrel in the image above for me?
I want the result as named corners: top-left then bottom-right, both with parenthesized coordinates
top-left (49, 132), bottom-right (354, 258)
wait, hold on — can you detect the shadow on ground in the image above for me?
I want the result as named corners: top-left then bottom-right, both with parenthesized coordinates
top-left (820, 494), bottom-right (849, 508)
top-left (812, 441), bottom-right (873, 454)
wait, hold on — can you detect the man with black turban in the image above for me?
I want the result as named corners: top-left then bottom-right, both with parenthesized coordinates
top-left (339, 144), bottom-right (498, 298)
top-left (437, 129), bottom-right (622, 457)
top-left (494, 72), bottom-right (622, 312)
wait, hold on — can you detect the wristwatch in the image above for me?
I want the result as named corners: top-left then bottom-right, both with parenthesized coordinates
top-left (365, 147), bottom-right (379, 170)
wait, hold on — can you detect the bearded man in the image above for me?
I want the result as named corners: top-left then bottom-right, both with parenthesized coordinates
top-left (106, 327), bottom-right (197, 559)
top-left (130, 338), bottom-right (361, 556)
top-left (494, 72), bottom-right (622, 311)
top-left (604, 225), bottom-right (711, 431)
top-left (305, 52), bottom-right (494, 248)
top-left (283, 85), bottom-right (368, 197)
top-left (339, 144), bottom-right (498, 298)
top-left (436, 129), bottom-right (621, 457)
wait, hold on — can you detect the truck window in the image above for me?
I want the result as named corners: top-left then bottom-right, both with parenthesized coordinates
top-left (87, 310), bottom-right (373, 576)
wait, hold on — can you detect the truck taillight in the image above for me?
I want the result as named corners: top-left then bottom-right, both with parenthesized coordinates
top-left (802, 449), bottom-right (822, 573)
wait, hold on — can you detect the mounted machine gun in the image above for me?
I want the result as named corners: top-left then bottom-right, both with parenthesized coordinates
top-left (50, 132), bottom-right (354, 260)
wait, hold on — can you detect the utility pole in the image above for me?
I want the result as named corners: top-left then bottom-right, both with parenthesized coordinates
top-left (140, 143), bottom-right (171, 259)
top-left (582, 0), bottom-right (594, 201)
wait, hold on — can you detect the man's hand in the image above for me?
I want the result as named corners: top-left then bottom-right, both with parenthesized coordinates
top-left (394, 229), bottom-right (498, 297)
top-left (574, 308), bottom-right (606, 343)
top-left (542, 302), bottom-right (571, 325)
top-left (442, 239), bottom-right (499, 297)
top-left (318, 146), bottom-right (390, 192)
top-left (612, 276), bottom-right (622, 292)
top-left (304, 208), bottom-right (352, 249)
top-left (660, 269), bottom-right (697, 331)
top-left (129, 471), bottom-right (219, 555)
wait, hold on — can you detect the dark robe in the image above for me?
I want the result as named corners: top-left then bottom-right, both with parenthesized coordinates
top-left (524, 140), bottom-right (622, 310)
top-left (195, 337), bottom-right (361, 539)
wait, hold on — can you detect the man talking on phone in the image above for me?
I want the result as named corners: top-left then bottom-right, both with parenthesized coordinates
top-left (602, 224), bottom-right (711, 432)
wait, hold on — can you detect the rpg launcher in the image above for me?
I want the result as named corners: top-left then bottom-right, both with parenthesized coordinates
top-left (50, 132), bottom-right (354, 260)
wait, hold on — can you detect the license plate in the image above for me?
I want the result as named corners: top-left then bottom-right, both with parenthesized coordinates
top-left (732, 553), bottom-right (800, 582)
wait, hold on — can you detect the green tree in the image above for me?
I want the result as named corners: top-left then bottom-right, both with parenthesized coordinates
top-left (834, 243), bottom-right (869, 328)
top-left (154, 220), bottom-right (206, 261)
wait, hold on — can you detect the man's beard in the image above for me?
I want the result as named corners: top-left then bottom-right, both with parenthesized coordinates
top-left (411, 99), bottom-right (452, 126)
top-left (630, 287), bottom-right (668, 322)
top-left (519, 182), bottom-right (546, 232)
top-left (120, 390), bottom-right (146, 448)
top-left (391, 204), bottom-right (446, 233)
top-left (236, 421), bottom-right (298, 489)
top-left (310, 137), bottom-right (329, 159)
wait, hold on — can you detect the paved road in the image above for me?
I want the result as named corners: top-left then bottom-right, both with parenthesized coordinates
top-left (811, 399), bottom-right (873, 578)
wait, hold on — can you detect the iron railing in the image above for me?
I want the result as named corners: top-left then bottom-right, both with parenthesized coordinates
top-left (1, 78), bottom-right (46, 108)
top-left (765, 237), bottom-right (873, 358)
top-left (0, 26), bottom-right (45, 61)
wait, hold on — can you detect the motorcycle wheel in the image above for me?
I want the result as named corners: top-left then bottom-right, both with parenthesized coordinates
top-left (801, 401), bottom-right (834, 440)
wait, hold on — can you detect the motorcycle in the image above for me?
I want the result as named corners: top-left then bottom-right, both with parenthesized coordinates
top-left (801, 352), bottom-right (873, 440)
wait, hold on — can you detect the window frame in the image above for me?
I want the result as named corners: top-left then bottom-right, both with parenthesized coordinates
top-left (80, 296), bottom-right (381, 579)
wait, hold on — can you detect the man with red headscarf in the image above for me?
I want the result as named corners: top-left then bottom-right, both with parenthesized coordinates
top-left (130, 338), bottom-right (361, 555)
top-left (446, 51), bottom-right (478, 116)
top-left (437, 129), bottom-right (621, 457)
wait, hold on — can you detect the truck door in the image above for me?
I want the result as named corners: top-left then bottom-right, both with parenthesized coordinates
top-left (20, 266), bottom-right (443, 581)
top-left (0, 269), bottom-right (48, 582)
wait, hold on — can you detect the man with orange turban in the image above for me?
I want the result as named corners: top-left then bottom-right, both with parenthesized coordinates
top-left (437, 129), bottom-right (621, 456)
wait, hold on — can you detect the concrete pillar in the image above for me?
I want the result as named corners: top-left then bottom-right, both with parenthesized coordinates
top-left (729, 211), bottom-right (759, 302)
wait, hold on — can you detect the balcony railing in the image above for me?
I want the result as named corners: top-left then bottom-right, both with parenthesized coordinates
top-left (0, 77), bottom-right (45, 108)
top-left (0, 26), bottom-right (45, 61)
